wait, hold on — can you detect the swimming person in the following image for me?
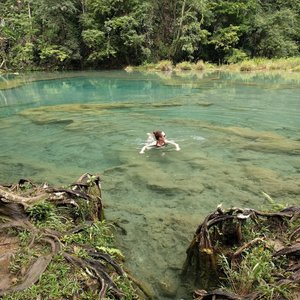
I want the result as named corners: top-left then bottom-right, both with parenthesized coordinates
top-left (139, 130), bottom-right (180, 154)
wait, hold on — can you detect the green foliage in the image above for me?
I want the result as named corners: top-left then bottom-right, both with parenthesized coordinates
top-left (0, 0), bottom-right (299, 69)
top-left (3, 215), bottom-right (133, 299)
top-left (70, 197), bottom-right (96, 221)
top-left (9, 246), bottom-right (35, 274)
top-left (172, 0), bottom-right (211, 61)
top-left (3, 219), bottom-right (132, 300)
top-left (62, 220), bottom-right (114, 248)
top-left (292, 65), bottom-right (300, 72)
top-left (5, 255), bottom-right (82, 300)
top-left (225, 48), bottom-right (248, 64)
top-left (106, 276), bottom-right (138, 300)
top-left (40, 45), bottom-right (71, 64)
top-left (80, 0), bottom-right (151, 65)
top-left (236, 57), bottom-right (300, 72)
top-left (220, 247), bottom-right (293, 299)
top-left (17, 230), bottom-right (32, 247)
top-left (96, 246), bottom-right (125, 260)
top-left (26, 201), bottom-right (65, 230)
top-left (82, 29), bottom-right (105, 49)
top-left (195, 60), bottom-right (206, 70)
top-left (26, 201), bottom-right (56, 222)
top-left (8, 43), bottom-right (35, 69)
top-left (217, 207), bottom-right (299, 300)
top-left (246, 4), bottom-right (300, 58)
top-left (210, 25), bottom-right (240, 51)
top-left (175, 61), bottom-right (193, 70)
top-left (155, 60), bottom-right (173, 71)
top-left (0, 0), bottom-right (81, 70)
top-left (239, 61), bottom-right (256, 72)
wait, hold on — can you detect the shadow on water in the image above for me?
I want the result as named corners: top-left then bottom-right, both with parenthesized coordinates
top-left (0, 70), bottom-right (299, 298)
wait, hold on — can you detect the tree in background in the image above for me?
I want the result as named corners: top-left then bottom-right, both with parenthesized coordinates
top-left (245, 0), bottom-right (300, 58)
top-left (33, 0), bottom-right (82, 69)
top-left (0, 0), bottom-right (82, 70)
top-left (0, 0), bottom-right (37, 69)
top-left (207, 0), bottom-right (258, 63)
top-left (170, 0), bottom-right (211, 63)
top-left (0, 0), bottom-right (299, 70)
top-left (80, 0), bottom-right (152, 67)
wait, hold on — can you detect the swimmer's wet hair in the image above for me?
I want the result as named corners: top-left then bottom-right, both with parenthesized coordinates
top-left (153, 130), bottom-right (166, 140)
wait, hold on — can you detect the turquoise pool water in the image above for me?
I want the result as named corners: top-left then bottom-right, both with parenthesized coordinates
top-left (0, 70), bottom-right (299, 298)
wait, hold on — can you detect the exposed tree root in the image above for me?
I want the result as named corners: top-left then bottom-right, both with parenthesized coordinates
top-left (0, 173), bottom-right (137, 299)
top-left (183, 205), bottom-right (300, 299)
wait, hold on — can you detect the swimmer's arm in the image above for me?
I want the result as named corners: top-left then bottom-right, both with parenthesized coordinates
top-left (139, 141), bottom-right (156, 154)
top-left (139, 145), bottom-right (148, 154)
top-left (166, 140), bottom-right (181, 151)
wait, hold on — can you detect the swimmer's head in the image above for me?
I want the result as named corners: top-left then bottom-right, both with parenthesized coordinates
top-left (153, 130), bottom-right (166, 140)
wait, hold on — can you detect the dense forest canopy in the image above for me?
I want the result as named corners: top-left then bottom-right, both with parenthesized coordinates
top-left (0, 0), bottom-right (299, 70)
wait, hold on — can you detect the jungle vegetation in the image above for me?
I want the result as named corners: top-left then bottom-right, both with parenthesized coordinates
top-left (0, 0), bottom-right (300, 71)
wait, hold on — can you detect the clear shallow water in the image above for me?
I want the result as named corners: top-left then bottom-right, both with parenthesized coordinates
top-left (0, 70), bottom-right (299, 298)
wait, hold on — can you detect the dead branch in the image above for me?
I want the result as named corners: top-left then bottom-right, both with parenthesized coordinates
top-left (289, 226), bottom-right (300, 241)
top-left (0, 186), bottom-right (48, 206)
top-left (47, 188), bottom-right (91, 200)
top-left (273, 243), bottom-right (300, 257)
top-left (0, 59), bottom-right (6, 69)
top-left (232, 237), bottom-right (265, 260)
